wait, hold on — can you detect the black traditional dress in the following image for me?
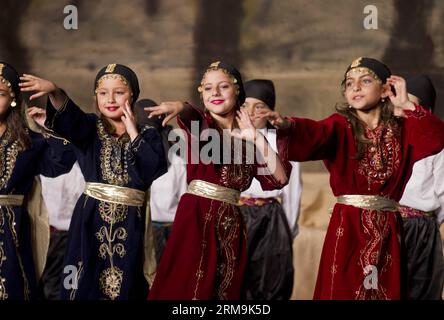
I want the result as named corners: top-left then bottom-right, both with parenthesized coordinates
top-left (45, 98), bottom-right (167, 300)
top-left (0, 129), bottom-right (76, 300)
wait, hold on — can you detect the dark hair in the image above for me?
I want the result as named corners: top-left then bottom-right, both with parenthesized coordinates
top-left (335, 99), bottom-right (400, 159)
top-left (406, 75), bottom-right (436, 113)
top-left (6, 98), bottom-right (32, 151)
top-left (0, 62), bottom-right (31, 150)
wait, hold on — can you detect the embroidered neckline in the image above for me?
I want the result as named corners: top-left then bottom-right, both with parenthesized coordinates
top-left (97, 120), bottom-right (130, 186)
top-left (358, 122), bottom-right (401, 190)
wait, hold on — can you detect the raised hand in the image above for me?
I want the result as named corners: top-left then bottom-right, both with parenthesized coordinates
top-left (19, 74), bottom-right (57, 100)
top-left (230, 108), bottom-right (259, 142)
top-left (28, 106), bottom-right (47, 128)
top-left (386, 75), bottom-right (415, 116)
top-left (145, 101), bottom-right (184, 127)
top-left (253, 109), bottom-right (291, 129)
top-left (121, 100), bottom-right (139, 142)
top-left (19, 74), bottom-right (66, 109)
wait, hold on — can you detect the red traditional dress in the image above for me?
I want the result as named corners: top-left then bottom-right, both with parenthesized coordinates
top-left (277, 105), bottom-right (444, 300)
top-left (148, 106), bottom-right (289, 300)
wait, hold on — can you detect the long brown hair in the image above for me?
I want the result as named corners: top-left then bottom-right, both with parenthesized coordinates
top-left (5, 98), bottom-right (32, 150)
top-left (335, 99), bottom-right (400, 159)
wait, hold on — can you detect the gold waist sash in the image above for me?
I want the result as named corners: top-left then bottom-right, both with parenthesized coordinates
top-left (336, 195), bottom-right (399, 212)
top-left (84, 182), bottom-right (146, 207)
top-left (0, 195), bottom-right (24, 206)
top-left (187, 180), bottom-right (241, 206)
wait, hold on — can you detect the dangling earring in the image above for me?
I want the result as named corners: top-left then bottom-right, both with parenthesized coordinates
top-left (10, 99), bottom-right (17, 108)
top-left (381, 97), bottom-right (385, 103)
top-left (348, 105), bottom-right (353, 109)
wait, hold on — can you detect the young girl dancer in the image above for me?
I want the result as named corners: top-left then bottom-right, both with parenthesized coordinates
top-left (258, 57), bottom-right (444, 300)
top-left (145, 61), bottom-right (290, 300)
top-left (0, 62), bottom-right (75, 300)
top-left (20, 64), bottom-right (167, 300)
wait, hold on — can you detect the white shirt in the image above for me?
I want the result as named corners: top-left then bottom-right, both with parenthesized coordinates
top-left (150, 153), bottom-right (188, 222)
top-left (40, 161), bottom-right (85, 231)
top-left (399, 149), bottom-right (444, 225)
top-left (241, 129), bottom-right (302, 238)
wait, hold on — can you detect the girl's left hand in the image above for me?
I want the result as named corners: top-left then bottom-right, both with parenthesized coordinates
top-left (27, 106), bottom-right (47, 128)
top-left (121, 100), bottom-right (139, 142)
top-left (230, 108), bottom-right (259, 142)
top-left (386, 75), bottom-right (416, 116)
top-left (19, 74), bottom-right (58, 100)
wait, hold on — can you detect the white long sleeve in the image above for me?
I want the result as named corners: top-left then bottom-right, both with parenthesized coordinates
top-left (241, 129), bottom-right (302, 238)
top-left (40, 161), bottom-right (85, 231)
top-left (399, 149), bottom-right (444, 225)
top-left (150, 153), bottom-right (187, 223)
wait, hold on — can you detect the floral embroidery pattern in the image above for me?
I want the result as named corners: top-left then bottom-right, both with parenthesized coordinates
top-left (95, 120), bottom-right (133, 299)
top-left (354, 209), bottom-right (392, 300)
top-left (214, 202), bottom-right (239, 300)
top-left (97, 120), bottom-right (130, 186)
top-left (358, 122), bottom-right (401, 189)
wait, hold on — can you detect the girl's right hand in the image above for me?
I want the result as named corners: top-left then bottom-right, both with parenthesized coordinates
top-left (254, 110), bottom-right (291, 129)
top-left (145, 101), bottom-right (185, 127)
top-left (19, 74), bottom-right (58, 100)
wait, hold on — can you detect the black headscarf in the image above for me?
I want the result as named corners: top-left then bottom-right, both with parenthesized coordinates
top-left (343, 57), bottom-right (391, 84)
top-left (0, 61), bottom-right (20, 102)
top-left (135, 98), bottom-right (173, 167)
top-left (134, 98), bottom-right (165, 130)
top-left (244, 79), bottom-right (276, 110)
top-left (406, 75), bottom-right (436, 113)
top-left (201, 61), bottom-right (246, 106)
top-left (94, 63), bottom-right (140, 103)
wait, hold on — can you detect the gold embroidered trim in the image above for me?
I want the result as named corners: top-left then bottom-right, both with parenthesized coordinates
top-left (0, 206), bottom-right (7, 299)
top-left (0, 130), bottom-right (19, 190)
top-left (99, 266), bottom-right (123, 300)
top-left (193, 199), bottom-right (215, 300)
top-left (0, 76), bottom-right (15, 99)
top-left (105, 63), bottom-right (117, 73)
top-left (95, 74), bottom-right (131, 94)
top-left (345, 67), bottom-right (382, 84)
top-left (97, 120), bottom-right (130, 186)
top-left (69, 261), bottom-right (83, 300)
top-left (5, 206), bottom-right (30, 299)
top-left (350, 57), bottom-right (363, 68)
top-left (198, 65), bottom-right (239, 93)
top-left (355, 209), bottom-right (391, 300)
top-left (42, 131), bottom-right (70, 145)
top-left (357, 123), bottom-right (401, 189)
top-left (0, 276), bottom-right (6, 300)
top-left (48, 96), bottom-right (69, 130)
top-left (214, 202), bottom-right (238, 300)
